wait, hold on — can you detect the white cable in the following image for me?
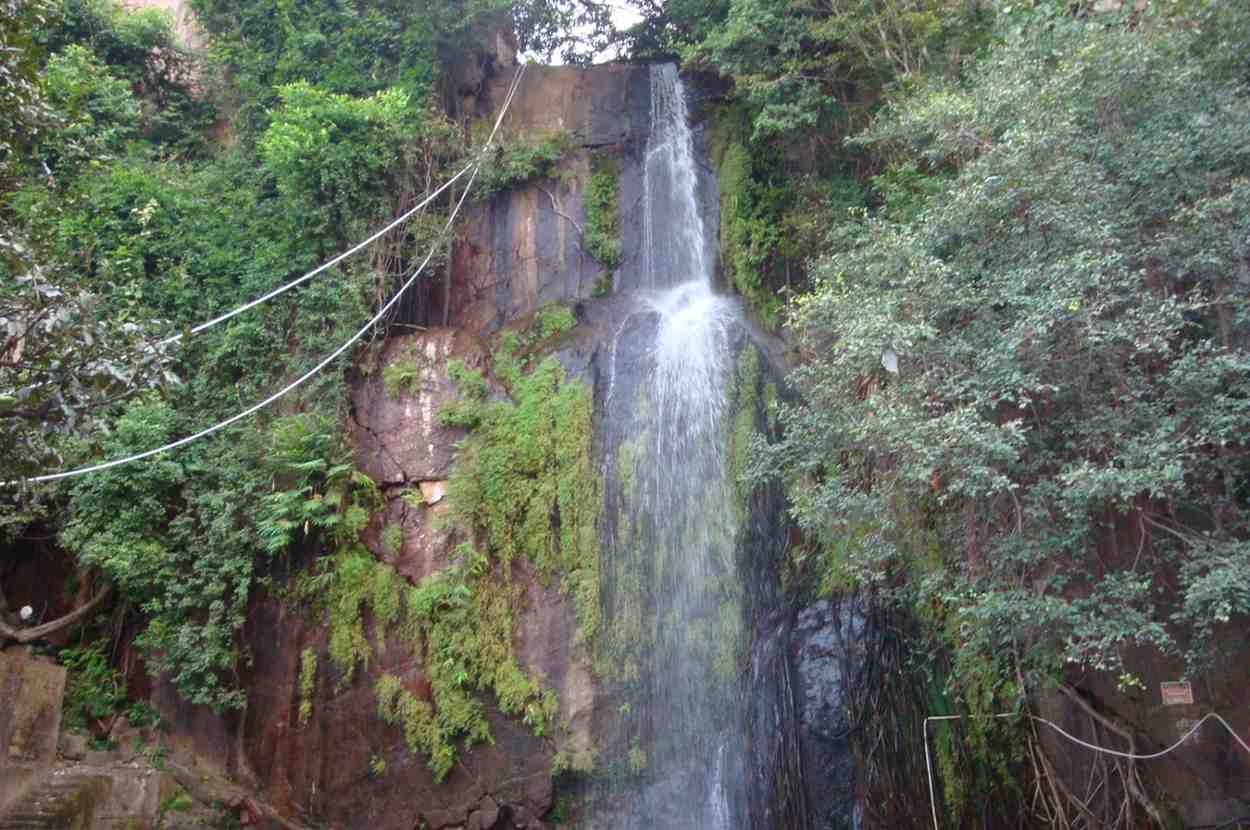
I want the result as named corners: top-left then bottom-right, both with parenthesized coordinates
top-left (923, 710), bottom-right (1250, 830)
top-left (1031, 710), bottom-right (1250, 759)
top-left (152, 161), bottom-right (475, 349)
top-left (3, 65), bottom-right (525, 487)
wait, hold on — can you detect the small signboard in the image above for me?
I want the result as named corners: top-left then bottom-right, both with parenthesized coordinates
top-left (1161, 681), bottom-right (1194, 706)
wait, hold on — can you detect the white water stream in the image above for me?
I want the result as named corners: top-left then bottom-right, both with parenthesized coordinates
top-left (604, 63), bottom-right (744, 828)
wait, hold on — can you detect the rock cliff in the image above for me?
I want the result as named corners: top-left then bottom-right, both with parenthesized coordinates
top-left (137, 54), bottom-right (660, 830)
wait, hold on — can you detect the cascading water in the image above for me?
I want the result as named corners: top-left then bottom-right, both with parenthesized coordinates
top-left (593, 63), bottom-right (760, 829)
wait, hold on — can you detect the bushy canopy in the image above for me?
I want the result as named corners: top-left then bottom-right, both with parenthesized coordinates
top-left (764, 3), bottom-right (1250, 688)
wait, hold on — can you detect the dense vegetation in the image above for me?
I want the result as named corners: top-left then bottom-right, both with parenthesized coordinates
top-left (0, 0), bottom-right (567, 716)
top-left (740, 2), bottom-right (1250, 824)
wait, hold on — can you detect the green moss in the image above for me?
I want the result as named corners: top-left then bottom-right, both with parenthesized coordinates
top-left (627, 735), bottom-right (647, 774)
top-left (325, 546), bottom-right (382, 686)
top-left (382, 343), bottom-right (428, 398)
top-left (439, 361), bottom-right (488, 428)
top-left (318, 545), bottom-right (554, 781)
top-left (717, 143), bottom-right (784, 328)
top-left (297, 648), bottom-right (317, 726)
top-left (375, 673), bottom-right (456, 780)
top-left (303, 309), bottom-right (601, 781)
top-left (730, 346), bottom-right (762, 514)
top-left (614, 436), bottom-right (639, 503)
top-left (713, 597), bottom-right (742, 681)
top-left (584, 154), bottom-right (620, 270)
top-left (535, 305), bottom-right (577, 339)
top-left (379, 521), bottom-right (403, 556)
top-left (307, 309), bottom-right (604, 779)
top-left (445, 347), bottom-right (601, 642)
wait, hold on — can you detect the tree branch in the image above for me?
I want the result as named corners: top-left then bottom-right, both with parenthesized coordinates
top-left (0, 587), bottom-right (111, 644)
top-left (537, 185), bottom-right (584, 238)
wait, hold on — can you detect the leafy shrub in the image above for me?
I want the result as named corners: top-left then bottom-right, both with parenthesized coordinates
top-left (61, 641), bottom-right (126, 735)
top-left (768, 4), bottom-right (1250, 693)
top-left (584, 155), bottom-right (620, 269)
top-left (474, 129), bottom-right (574, 197)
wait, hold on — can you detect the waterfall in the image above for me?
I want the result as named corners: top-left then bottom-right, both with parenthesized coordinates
top-left (595, 63), bottom-right (753, 829)
top-left (642, 64), bottom-right (714, 290)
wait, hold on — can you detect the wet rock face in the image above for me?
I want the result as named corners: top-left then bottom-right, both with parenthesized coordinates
top-left (155, 589), bottom-right (555, 830)
top-left (350, 330), bottom-right (484, 487)
top-left (448, 64), bottom-right (650, 334)
top-left (152, 322), bottom-right (609, 830)
top-left (792, 599), bottom-right (860, 830)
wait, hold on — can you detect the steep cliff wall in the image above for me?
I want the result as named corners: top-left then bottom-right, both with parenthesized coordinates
top-left (447, 63), bottom-right (649, 333)
top-left (138, 58), bottom-right (658, 830)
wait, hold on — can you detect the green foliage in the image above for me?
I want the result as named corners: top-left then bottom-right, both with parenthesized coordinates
top-left (669, 0), bottom-right (988, 141)
top-left (37, 44), bottom-right (139, 173)
top-left (188, 0), bottom-right (458, 127)
top-left (9, 0), bottom-right (413, 708)
top-left (382, 344), bottom-right (429, 398)
top-left (297, 648), bottom-right (317, 726)
top-left (708, 106), bottom-right (865, 327)
top-left (260, 82), bottom-right (454, 241)
top-left (584, 155), bottom-right (620, 270)
top-left (256, 415), bottom-right (378, 569)
top-left (0, 0), bottom-right (53, 181)
top-left (61, 641), bottom-right (126, 734)
top-left (42, 0), bottom-right (211, 150)
top-left (62, 403), bottom-right (265, 710)
top-left (474, 129), bottom-right (574, 198)
top-left (445, 314), bottom-right (600, 642)
top-left (768, 3), bottom-right (1250, 701)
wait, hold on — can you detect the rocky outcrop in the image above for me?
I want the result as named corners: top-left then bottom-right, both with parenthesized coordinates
top-left (149, 317), bottom-right (607, 829)
top-left (447, 64), bottom-right (651, 334)
top-left (0, 769), bottom-right (111, 830)
top-left (791, 600), bottom-right (860, 830)
top-left (0, 650), bottom-right (65, 769)
top-left (350, 330), bottom-right (482, 488)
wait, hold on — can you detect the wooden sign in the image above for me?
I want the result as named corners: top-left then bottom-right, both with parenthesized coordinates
top-left (1161, 681), bottom-right (1194, 706)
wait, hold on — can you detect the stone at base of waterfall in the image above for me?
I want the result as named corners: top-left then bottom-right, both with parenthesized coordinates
top-left (60, 732), bottom-right (90, 760)
top-left (467, 795), bottom-right (499, 829)
top-left (419, 480), bottom-right (447, 505)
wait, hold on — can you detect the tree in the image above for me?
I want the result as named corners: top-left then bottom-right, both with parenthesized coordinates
top-left (765, 0), bottom-right (1250, 689)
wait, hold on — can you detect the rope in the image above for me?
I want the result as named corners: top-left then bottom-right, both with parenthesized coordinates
top-left (2, 64), bottom-right (525, 488)
top-left (923, 710), bottom-right (1250, 830)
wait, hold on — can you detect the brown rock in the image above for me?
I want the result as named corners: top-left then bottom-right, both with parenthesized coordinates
top-left (478, 795), bottom-right (499, 827)
top-left (0, 649), bottom-right (66, 765)
top-left (447, 64), bottom-right (649, 334)
top-left (350, 330), bottom-right (484, 486)
top-left (363, 490), bottom-right (453, 584)
top-left (514, 559), bottom-right (596, 768)
top-left (418, 480), bottom-right (448, 505)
